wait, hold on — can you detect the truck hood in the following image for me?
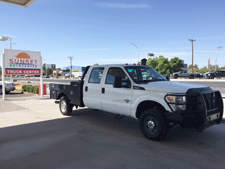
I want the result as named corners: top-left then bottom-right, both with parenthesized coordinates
top-left (140, 81), bottom-right (208, 93)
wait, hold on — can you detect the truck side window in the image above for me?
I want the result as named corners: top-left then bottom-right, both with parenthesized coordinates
top-left (105, 68), bottom-right (129, 87)
top-left (88, 67), bottom-right (104, 83)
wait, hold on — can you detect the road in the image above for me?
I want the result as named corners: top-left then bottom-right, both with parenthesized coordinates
top-left (0, 98), bottom-right (225, 169)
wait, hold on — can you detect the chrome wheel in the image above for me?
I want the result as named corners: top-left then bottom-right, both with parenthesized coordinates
top-left (61, 100), bottom-right (67, 113)
top-left (144, 116), bottom-right (159, 136)
top-left (59, 96), bottom-right (73, 116)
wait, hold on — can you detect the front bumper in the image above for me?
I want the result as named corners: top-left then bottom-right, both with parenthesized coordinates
top-left (165, 88), bottom-right (223, 132)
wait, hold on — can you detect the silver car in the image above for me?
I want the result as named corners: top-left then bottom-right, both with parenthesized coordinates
top-left (0, 81), bottom-right (15, 94)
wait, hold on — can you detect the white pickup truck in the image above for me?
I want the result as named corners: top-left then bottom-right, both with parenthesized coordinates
top-left (50, 64), bottom-right (224, 141)
top-left (0, 81), bottom-right (15, 94)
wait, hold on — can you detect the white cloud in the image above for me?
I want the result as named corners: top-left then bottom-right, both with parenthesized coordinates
top-left (98, 3), bottom-right (150, 9)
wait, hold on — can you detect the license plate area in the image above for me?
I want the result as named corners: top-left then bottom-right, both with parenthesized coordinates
top-left (207, 113), bottom-right (220, 122)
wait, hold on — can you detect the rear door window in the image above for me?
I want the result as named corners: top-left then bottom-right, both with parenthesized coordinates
top-left (88, 67), bottom-right (104, 83)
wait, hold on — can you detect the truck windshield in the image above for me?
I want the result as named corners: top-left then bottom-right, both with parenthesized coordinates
top-left (125, 66), bottom-right (166, 84)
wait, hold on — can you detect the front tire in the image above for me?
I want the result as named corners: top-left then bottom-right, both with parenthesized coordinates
top-left (59, 96), bottom-right (73, 115)
top-left (139, 109), bottom-right (169, 141)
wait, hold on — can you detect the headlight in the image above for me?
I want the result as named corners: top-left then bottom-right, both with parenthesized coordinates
top-left (166, 95), bottom-right (186, 111)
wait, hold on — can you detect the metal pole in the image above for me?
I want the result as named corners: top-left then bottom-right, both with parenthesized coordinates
top-left (68, 57), bottom-right (74, 78)
top-left (40, 55), bottom-right (43, 97)
top-left (130, 43), bottom-right (139, 64)
top-left (9, 38), bottom-right (12, 82)
top-left (188, 39), bottom-right (196, 73)
top-left (215, 46), bottom-right (222, 71)
top-left (2, 50), bottom-right (5, 100)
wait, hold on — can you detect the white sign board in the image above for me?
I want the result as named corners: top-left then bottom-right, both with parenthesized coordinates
top-left (2, 49), bottom-right (43, 100)
top-left (4, 49), bottom-right (42, 75)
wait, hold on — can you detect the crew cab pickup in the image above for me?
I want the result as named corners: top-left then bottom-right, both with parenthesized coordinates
top-left (50, 65), bottom-right (224, 140)
top-left (172, 71), bottom-right (195, 79)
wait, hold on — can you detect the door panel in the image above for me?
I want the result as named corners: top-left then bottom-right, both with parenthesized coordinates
top-left (101, 67), bottom-right (132, 115)
top-left (83, 67), bottom-right (105, 110)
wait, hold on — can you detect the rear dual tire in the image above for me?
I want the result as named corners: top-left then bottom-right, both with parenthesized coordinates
top-left (59, 96), bottom-right (73, 115)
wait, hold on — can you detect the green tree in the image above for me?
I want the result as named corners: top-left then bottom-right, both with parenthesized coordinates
top-left (188, 64), bottom-right (199, 69)
top-left (93, 63), bottom-right (99, 66)
top-left (169, 57), bottom-right (184, 74)
top-left (46, 68), bottom-right (53, 75)
top-left (146, 56), bottom-right (184, 75)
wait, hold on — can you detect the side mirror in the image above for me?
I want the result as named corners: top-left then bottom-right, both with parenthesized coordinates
top-left (166, 75), bottom-right (170, 81)
top-left (113, 76), bottom-right (122, 88)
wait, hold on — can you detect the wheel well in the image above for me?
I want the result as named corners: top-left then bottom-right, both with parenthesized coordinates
top-left (57, 93), bottom-right (67, 100)
top-left (136, 101), bottom-right (166, 119)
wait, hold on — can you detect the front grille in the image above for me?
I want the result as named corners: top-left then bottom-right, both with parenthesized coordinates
top-left (186, 95), bottom-right (198, 112)
top-left (203, 91), bottom-right (220, 116)
top-left (203, 93), bottom-right (213, 110)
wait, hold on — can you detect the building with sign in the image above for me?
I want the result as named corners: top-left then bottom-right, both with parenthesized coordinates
top-left (63, 66), bottom-right (86, 77)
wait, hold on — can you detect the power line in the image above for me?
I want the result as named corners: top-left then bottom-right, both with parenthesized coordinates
top-left (188, 39), bottom-right (196, 73)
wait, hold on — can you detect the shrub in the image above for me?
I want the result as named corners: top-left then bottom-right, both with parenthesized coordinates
top-left (22, 85), bottom-right (39, 94)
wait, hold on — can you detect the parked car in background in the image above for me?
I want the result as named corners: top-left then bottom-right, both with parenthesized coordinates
top-left (25, 75), bottom-right (33, 78)
top-left (64, 73), bottom-right (74, 78)
top-left (172, 71), bottom-right (194, 79)
top-left (0, 81), bottom-right (15, 94)
top-left (194, 73), bottom-right (203, 78)
top-left (206, 70), bottom-right (225, 79)
top-left (43, 75), bottom-right (50, 78)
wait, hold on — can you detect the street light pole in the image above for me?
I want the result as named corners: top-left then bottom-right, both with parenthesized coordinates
top-left (68, 56), bottom-right (74, 78)
top-left (130, 43), bottom-right (139, 64)
top-left (1, 43), bottom-right (15, 86)
top-left (0, 36), bottom-right (13, 82)
top-left (188, 39), bottom-right (196, 73)
top-left (215, 46), bottom-right (223, 71)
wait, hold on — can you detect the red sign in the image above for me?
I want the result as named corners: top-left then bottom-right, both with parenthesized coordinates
top-left (5, 69), bottom-right (41, 75)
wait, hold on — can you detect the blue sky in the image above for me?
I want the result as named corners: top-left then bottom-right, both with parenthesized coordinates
top-left (0, 0), bottom-right (225, 69)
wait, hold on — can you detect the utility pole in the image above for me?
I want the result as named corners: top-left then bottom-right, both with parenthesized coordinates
top-left (188, 39), bottom-right (196, 73)
top-left (208, 58), bottom-right (211, 72)
top-left (215, 46), bottom-right (222, 71)
top-left (68, 56), bottom-right (74, 78)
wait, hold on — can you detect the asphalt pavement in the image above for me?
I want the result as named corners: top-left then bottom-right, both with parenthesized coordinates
top-left (1, 95), bottom-right (225, 169)
top-left (1, 78), bottom-right (225, 168)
